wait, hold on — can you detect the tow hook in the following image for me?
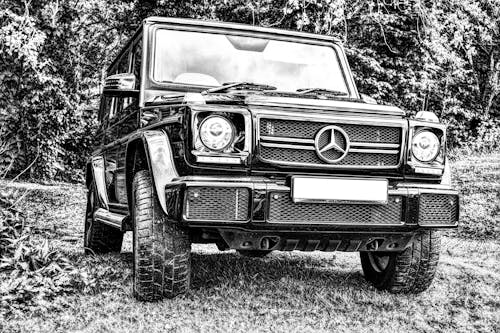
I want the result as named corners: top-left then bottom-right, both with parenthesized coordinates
top-left (366, 239), bottom-right (383, 251)
top-left (260, 236), bottom-right (279, 250)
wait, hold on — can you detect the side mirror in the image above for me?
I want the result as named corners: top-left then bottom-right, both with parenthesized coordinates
top-left (360, 93), bottom-right (377, 104)
top-left (103, 73), bottom-right (138, 97)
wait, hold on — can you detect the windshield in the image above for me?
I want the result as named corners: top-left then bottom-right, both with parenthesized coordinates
top-left (153, 29), bottom-right (349, 94)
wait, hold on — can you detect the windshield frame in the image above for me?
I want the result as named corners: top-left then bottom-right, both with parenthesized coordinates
top-left (145, 22), bottom-right (359, 99)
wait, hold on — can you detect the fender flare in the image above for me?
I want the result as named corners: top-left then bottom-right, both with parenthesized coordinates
top-left (441, 157), bottom-right (451, 186)
top-left (86, 156), bottom-right (109, 209)
top-left (125, 130), bottom-right (179, 215)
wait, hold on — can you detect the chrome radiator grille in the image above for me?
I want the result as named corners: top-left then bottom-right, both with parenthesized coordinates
top-left (185, 187), bottom-right (249, 221)
top-left (258, 118), bottom-right (403, 168)
top-left (268, 192), bottom-right (403, 224)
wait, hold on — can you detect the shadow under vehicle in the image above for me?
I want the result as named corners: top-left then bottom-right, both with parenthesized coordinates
top-left (84, 17), bottom-right (459, 301)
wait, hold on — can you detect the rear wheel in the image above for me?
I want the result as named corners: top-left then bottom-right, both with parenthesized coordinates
top-left (132, 170), bottom-right (191, 301)
top-left (84, 183), bottom-right (123, 254)
top-left (237, 250), bottom-right (272, 258)
top-left (360, 230), bottom-right (440, 293)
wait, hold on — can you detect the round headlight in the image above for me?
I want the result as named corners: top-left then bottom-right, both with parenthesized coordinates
top-left (412, 131), bottom-right (440, 162)
top-left (199, 116), bottom-right (235, 151)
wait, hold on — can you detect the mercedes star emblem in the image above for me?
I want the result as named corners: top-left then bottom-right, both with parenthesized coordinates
top-left (314, 125), bottom-right (350, 163)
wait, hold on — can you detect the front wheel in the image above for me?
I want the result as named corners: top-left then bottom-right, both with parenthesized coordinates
top-left (360, 230), bottom-right (440, 293)
top-left (132, 170), bottom-right (191, 301)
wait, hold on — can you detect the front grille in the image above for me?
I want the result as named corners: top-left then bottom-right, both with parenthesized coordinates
top-left (260, 119), bottom-right (401, 143)
top-left (419, 194), bottom-right (459, 226)
top-left (258, 118), bottom-right (403, 169)
top-left (268, 192), bottom-right (403, 224)
top-left (260, 146), bottom-right (399, 166)
top-left (185, 187), bottom-right (250, 221)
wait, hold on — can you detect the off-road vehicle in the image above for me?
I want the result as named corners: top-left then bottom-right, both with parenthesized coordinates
top-left (84, 17), bottom-right (459, 301)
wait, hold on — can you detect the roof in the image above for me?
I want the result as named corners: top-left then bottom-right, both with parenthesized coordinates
top-left (144, 17), bottom-right (341, 43)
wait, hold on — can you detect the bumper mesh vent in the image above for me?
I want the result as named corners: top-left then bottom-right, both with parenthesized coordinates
top-left (185, 187), bottom-right (249, 222)
top-left (268, 192), bottom-right (403, 224)
top-left (419, 194), bottom-right (459, 226)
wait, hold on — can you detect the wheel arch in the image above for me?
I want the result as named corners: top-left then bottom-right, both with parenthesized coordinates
top-left (125, 138), bottom-right (148, 210)
top-left (125, 130), bottom-right (179, 215)
top-left (85, 156), bottom-right (109, 209)
top-left (85, 162), bottom-right (93, 189)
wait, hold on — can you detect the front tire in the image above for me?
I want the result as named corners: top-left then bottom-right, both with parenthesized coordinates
top-left (132, 170), bottom-right (191, 301)
top-left (360, 230), bottom-right (440, 293)
top-left (84, 183), bottom-right (123, 254)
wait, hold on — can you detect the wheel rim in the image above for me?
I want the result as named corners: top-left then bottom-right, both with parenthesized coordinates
top-left (367, 252), bottom-right (390, 273)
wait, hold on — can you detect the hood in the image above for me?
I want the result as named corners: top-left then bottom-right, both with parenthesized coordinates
top-left (244, 94), bottom-right (405, 117)
top-left (146, 92), bottom-right (406, 117)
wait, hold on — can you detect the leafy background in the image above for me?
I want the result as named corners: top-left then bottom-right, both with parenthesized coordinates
top-left (0, 1), bottom-right (499, 327)
top-left (1, 0), bottom-right (499, 181)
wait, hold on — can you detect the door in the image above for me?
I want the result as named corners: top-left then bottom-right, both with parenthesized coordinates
top-left (103, 38), bottom-right (142, 205)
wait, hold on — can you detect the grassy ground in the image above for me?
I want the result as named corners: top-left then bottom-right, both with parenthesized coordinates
top-left (450, 152), bottom-right (500, 239)
top-left (1, 154), bottom-right (499, 332)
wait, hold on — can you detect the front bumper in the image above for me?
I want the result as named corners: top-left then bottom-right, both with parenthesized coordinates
top-left (165, 176), bottom-right (459, 230)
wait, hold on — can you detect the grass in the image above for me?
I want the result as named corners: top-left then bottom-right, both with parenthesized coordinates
top-left (1, 154), bottom-right (499, 332)
top-left (450, 152), bottom-right (500, 239)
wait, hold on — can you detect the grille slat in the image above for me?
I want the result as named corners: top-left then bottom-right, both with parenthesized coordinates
top-left (258, 118), bottom-right (403, 168)
top-left (185, 187), bottom-right (249, 221)
top-left (260, 146), bottom-right (399, 166)
top-left (268, 192), bottom-right (403, 224)
top-left (260, 119), bottom-right (401, 143)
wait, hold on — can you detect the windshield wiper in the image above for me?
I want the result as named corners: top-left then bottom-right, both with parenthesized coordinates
top-left (203, 82), bottom-right (277, 94)
top-left (296, 88), bottom-right (348, 96)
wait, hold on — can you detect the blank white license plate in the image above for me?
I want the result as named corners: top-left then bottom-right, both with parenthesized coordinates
top-left (292, 177), bottom-right (388, 204)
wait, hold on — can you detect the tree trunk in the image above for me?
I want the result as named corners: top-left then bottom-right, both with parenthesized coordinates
top-left (481, 54), bottom-right (500, 115)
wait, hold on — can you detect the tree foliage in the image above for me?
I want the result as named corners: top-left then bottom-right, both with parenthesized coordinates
top-left (0, 0), bottom-right (498, 180)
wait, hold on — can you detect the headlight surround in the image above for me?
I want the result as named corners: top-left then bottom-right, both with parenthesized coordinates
top-left (199, 116), bottom-right (235, 151)
top-left (411, 130), bottom-right (440, 162)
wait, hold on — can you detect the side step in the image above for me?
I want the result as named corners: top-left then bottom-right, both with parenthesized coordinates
top-left (94, 208), bottom-right (127, 230)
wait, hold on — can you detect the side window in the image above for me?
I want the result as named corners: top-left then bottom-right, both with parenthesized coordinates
top-left (116, 50), bottom-right (130, 74)
top-left (123, 97), bottom-right (134, 111)
top-left (106, 96), bottom-right (116, 120)
top-left (98, 98), bottom-right (105, 122)
top-left (109, 49), bottom-right (131, 119)
top-left (98, 96), bottom-right (113, 121)
top-left (109, 98), bottom-right (119, 119)
top-left (132, 40), bottom-right (142, 88)
top-left (105, 43), bottom-right (140, 124)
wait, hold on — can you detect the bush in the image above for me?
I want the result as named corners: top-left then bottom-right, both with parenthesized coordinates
top-left (0, 188), bottom-right (24, 257)
top-left (0, 187), bottom-right (94, 314)
top-left (463, 117), bottom-right (500, 153)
